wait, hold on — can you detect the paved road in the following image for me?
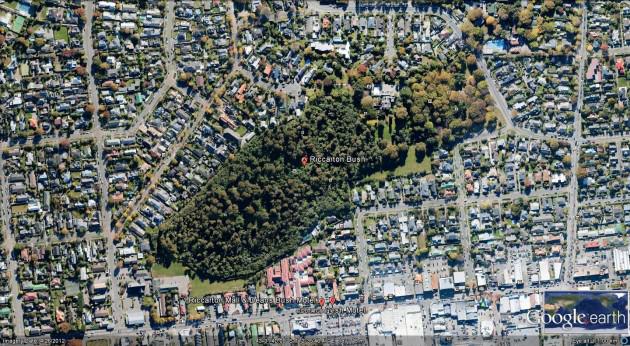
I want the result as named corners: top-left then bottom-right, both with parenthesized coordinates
top-left (463, 186), bottom-right (571, 204)
top-left (107, 2), bottom-right (177, 225)
top-left (565, 2), bottom-right (588, 283)
top-left (415, 3), bottom-right (517, 134)
top-left (573, 4), bottom-right (588, 142)
top-left (3, 1), bottom-right (179, 336)
top-left (164, 1), bottom-right (176, 64)
top-left (384, 14), bottom-right (395, 63)
top-left (476, 56), bottom-right (514, 130)
top-left (83, 1), bottom-right (100, 132)
top-left (81, 0), bottom-right (125, 331)
top-left (305, 1), bottom-right (356, 15)
top-left (0, 161), bottom-right (22, 337)
top-left (119, 93), bottom-right (210, 230)
top-left (227, 1), bottom-right (240, 69)
top-left (353, 211), bottom-right (371, 306)
top-left (108, 2), bottom-right (178, 329)
top-left (453, 147), bottom-right (474, 281)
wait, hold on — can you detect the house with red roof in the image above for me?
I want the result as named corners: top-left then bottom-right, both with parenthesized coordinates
top-left (280, 258), bottom-right (290, 283)
top-left (586, 59), bottom-right (602, 82)
top-left (283, 285), bottom-right (292, 300)
top-left (616, 58), bottom-right (625, 75)
top-left (263, 245), bottom-right (315, 308)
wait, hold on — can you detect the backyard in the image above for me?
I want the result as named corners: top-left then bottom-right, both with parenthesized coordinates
top-left (54, 26), bottom-right (69, 42)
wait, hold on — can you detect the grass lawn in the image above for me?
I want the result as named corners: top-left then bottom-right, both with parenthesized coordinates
top-left (382, 118), bottom-right (394, 143)
top-left (86, 340), bottom-right (109, 346)
top-left (36, 8), bottom-right (47, 21)
top-left (393, 146), bottom-right (430, 176)
top-left (236, 125), bottom-right (247, 136)
top-left (363, 170), bottom-right (389, 182)
top-left (374, 117), bottom-right (395, 143)
top-left (618, 76), bottom-right (630, 88)
top-left (152, 262), bottom-right (245, 297)
top-left (190, 279), bottom-right (245, 297)
top-left (6, 1), bottom-right (17, 9)
top-left (53, 26), bottom-right (69, 42)
top-left (152, 261), bottom-right (187, 277)
top-left (364, 145), bottom-right (431, 182)
top-left (363, 216), bottom-right (376, 228)
top-left (67, 190), bottom-right (83, 201)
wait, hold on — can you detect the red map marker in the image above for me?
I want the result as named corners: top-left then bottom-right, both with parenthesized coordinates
top-left (329, 297), bottom-right (336, 305)
top-left (318, 298), bottom-right (325, 307)
top-left (301, 155), bottom-right (309, 167)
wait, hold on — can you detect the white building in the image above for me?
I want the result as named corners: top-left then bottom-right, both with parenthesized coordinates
top-left (367, 305), bottom-right (424, 346)
top-left (613, 247), bottom-right (630, 273)
top-left (126, 311), bottom-right (145, 326)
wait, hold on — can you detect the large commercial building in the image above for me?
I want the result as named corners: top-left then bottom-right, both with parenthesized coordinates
top-left (367, 304), bottom-right (424, 346)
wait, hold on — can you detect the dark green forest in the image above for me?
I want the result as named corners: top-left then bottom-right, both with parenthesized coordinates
top-left (156, 47), bottom-right (492, 280)
top-left (157, 95), bottom-right (382, 280)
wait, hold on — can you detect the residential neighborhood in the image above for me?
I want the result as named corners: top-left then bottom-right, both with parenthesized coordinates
top-left (0, 0), bottom-right (89, 140)
top-left (16, 239), bottom-right (114, 335)
top-left (4, 140), bottom-right (101, 242)
top-left (1, 0), bottom-right (630, 345)
top-left (92, 0), bottom-right (166, 129)
top-left (487, 56), bottom-right (578, 136)
top-left (175, 0), bottom-right (232, 96)
top-left (460, 134), bottom-right (571, 197)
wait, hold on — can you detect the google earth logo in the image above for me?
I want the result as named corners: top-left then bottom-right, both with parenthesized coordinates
top-left (531, 291), bottom-right (629, 334)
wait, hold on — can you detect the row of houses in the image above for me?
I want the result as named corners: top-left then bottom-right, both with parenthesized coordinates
top-left (94, 0), bottom-right (166, 129)
top-left (489, 56), bottom-right (577, 137)
top-left (0, 0), bottom-right (90, 140)
top-left (175, 1), bottom-right (231, 96)
top-left (4, 141), bottom-right (101, 242)
top-left (461, 135), bottom-right (571, 197)
top-left (582, 57), bottom-right (630, 137)
top-left (18, 239), bottom-right (114, 335)
top-left (469, 195), bottom-right (568, 290)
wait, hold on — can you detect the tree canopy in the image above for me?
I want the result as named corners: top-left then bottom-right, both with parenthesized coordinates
top-left (157, 95), bottom-right (382, 280)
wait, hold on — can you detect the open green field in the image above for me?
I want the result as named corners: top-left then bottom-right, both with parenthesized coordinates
top-left (364, 145), bottom-right (431, 182)
top-left (393, 145), bottom-right (430, 176)
top-left (190, 279), bottom-right (246, 297)
top-left (151, 261), bottom-right (187, 277)
top-left (382, 120), bottom-right (394, 142)
top-left (152, 262), bottom-right (245, 297)
top-left (364, 170), bottom-right (389, 182)
top-left (54, 26), bottom-right (69, 42)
